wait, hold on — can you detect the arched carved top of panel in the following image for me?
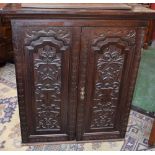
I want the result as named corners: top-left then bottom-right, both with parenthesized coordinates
top-left (92, 28), bottom-right (136, 52)
top-left (26, 36), bottom-right (69, 52)
top-left (92, 38), bottom-right (130, 53)
top-left (24, 27), bottom-right (71, 47)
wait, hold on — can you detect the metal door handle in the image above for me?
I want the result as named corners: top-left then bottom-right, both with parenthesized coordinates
top-left (80, 87), bottom-right (85, 100)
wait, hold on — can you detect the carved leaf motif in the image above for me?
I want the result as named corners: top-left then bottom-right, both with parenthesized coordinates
top-left (24, 27), bottom-right (71, 132)
top-left (25, 28), bottom-right (71, 45)
top-left (92, 29), bottom-right (136, 46)
top-left (90, 45), bottom-right (124, 129)
top-left (34, 45), bottom-right (62, 130)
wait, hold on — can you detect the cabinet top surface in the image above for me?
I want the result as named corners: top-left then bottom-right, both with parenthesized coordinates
top-left (20, 3), bottom-right (132, 10)
top-left (1, 3), bottom-right (155, 19)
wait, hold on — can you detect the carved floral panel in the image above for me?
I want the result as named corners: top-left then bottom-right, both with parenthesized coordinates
top-left (34, 45), bottom-right (62, 130)
top-left (25, 28), bottom-right (71, 131)
top-left (90, 45), bottom-right (124, 129)
top-left (89, 28), bottom-right (136, 129)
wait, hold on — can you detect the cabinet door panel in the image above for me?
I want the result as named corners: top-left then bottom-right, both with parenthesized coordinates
top-left (12, 20), bottom-right (80, 143)
top-left (76, 27), bottom-right (144, 141)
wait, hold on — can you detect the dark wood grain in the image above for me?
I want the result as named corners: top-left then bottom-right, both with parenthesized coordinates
top-left (76, 27), bottom-right (145, 141)
top-left (11, 20), bottom-right (80, 143)
top-left (0, 10), bottom-right (6, 66)
top-left (1, 4), bottom-right (155, 20)
top-left (0, 4), bottom-right (13, 66)
top-left (0, 39), bottom-right (7, 66)
top-left (5, 3), bottom-right (155, 143)
top-left (149, 119), bottom-right (155, 146)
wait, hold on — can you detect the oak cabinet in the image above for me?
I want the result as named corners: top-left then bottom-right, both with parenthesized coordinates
top-left (11, 20), bottom-right (145, 143)
top-left (2, 3), bottom-right (154, 143)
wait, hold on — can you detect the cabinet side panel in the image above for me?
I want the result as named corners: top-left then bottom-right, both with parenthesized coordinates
top-left (11, 20), bottom-right (29, 143)
top-left (118, 27), bottom-right (146, 137)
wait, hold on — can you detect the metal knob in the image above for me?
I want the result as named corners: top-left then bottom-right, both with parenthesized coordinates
top-left (80, 87), bottom-right (85, 100)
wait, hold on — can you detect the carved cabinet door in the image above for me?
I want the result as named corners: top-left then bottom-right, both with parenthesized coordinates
top-left (76, 27), bottom-right (144, 141)
top-left (12, 20), bottom-right (80, 143)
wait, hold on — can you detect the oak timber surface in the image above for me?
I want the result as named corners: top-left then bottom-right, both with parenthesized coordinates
top-left (1, 4), bottom-right (155, 20)
top-left (2, 3), bottom-right (155, 144)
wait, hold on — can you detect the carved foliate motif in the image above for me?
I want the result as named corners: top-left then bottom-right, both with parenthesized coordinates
top-left (92, 29), bottom-right (136, 46)
top-left (87, 28), bottom-right (137, 130)
top-left (25, 27), bottom-right (71, 131)
top-left (90, 45), bottom-right (124, 128)
top-left (34, 45), bottom-right (61, 130)
top-left (25, 28), bottom-right (71, 45)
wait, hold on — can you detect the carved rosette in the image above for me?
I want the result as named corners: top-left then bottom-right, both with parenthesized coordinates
top-left (91, 45), bottom-right (124, 128)
top-left (25, 28), bottom-right (71, 131)
top-left (90, 28), bottom-right (136, 129)
top-left (34, 45), bottom-right (61, 130)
